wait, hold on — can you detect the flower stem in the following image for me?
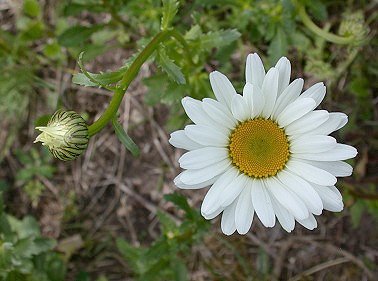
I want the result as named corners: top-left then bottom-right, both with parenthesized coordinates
top-left (87, 29), bottom-right (190, 137)
top-left (294, 1), bottom-right (355, 45)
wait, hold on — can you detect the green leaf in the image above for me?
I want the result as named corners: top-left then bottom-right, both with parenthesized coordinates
top-left (200, 29), bottom-right (241, 50)
top-left (112, 118), bottom-right (140, 157)
top-left (75, 271), bottom-right (90, 281)
top-left (73, 52), bottom-right (137, 88)
top-left (161, 0), bottom-right (179, 30)
top-left (156, 47), bottom-right (186, 84)
top-left (63, 1), bottom-right (103, 16)
top-left (116, 238), bottom-right (142, 265)
top-left (72, 71), bottom-right (125, 87)
top-left (14, 237), bottom-right (56, 258)
top-left (157, 211), bottom-right (177, 235)
top-left (164, 193), bottom-right (192, 215)
top-left (74, 52), bottom-right (119, 89)
top-left (172, 259), bottom-right (188, 281)
top-left (268, 28), bottom-right (288, 65)
top-left (23, 0), bottom-right (41, 18)
top-left (58, 25), bottom-right (101, 47)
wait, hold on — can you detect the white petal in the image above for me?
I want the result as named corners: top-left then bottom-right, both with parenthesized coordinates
top-left (290, 135), bottom-right (337, 153)
top-left (266, 177), bottom-right (309, 220)
top-left (275, 57), bottom-right (291, 95)
top-left (220, 173), bottom-right (248, 208)
top-left (270, 195), bottom-right (295, 232)
top-left (221, 199), bottom-right (237, 235)
top-left (242, 82), bottom-right (254, 112)
top-left (298, 214), bottom-right (318, 230)
top-left (261, 67), bottom-right (279, 118)
top-left (293, 144), bottom-right (357, 161)
top-left (180, 159), bottom-right (230, 185)
top-left (335, 113), bottom-right (348, 130)
top-left (185, 124), bottom-right (228, 147)
top-left (250, 83), bottom-right (265, 118)
top-left (181, 97), bottom-right (207, 125)
top-left (299, 160), bottom-right (353, 177)
top-left (285, 110), bottom-right (329, 135)
top-left (271, 78), bottom-right (304, 119)
top-left (312, 184), bottom-right (343, 212)
top-left (181, 97), bottom-right (228, 134)
top-left (201, 167), bottom-right (238, 215)
top-left (202, 98), bottom-right (237, 129)
top-left (231, 94), bottom-right (250, 122)
top-left (210, 71), bottom-right (236, 109)
top-left (245, 53), bottom-right (265, 88)
top-left (169, 130), bottom-right (203, 150)
top-left (277, 98), bottom-right (316, 127)
top-left (202, 207), bottom-right (223, 220)
top-left (299, 82), bottom-right (326, 107)
top-left (235, 184), bottom-right (254, 234)
top-left (277, 170), bottom-right (323, 215)
top-left (179, 147), bottom-right (228, 169)
top-left (308, 112), bottom-right (348, 135)
top-left (286, 159), bottom-right (337, 186)
top-left (174, 173), bottom-right (218, 189)
top-left (251, 179), bottom-right (275, 227)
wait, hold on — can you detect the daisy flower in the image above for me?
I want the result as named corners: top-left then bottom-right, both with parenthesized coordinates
top-left (169, 53), bottom-right (357, 235)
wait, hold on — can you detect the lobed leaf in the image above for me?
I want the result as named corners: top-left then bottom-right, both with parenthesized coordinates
top-left (161, 0), bottom-right (179, 30)
top-left (156, 47), bottom-right (186, 84)
top-left (200, 29), bottom-right (241, 50)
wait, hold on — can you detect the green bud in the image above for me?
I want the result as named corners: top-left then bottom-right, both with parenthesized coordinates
top-left (339, 11), bottom-right (368, 43)
top-left (34, 109), bottom-right (89, 161)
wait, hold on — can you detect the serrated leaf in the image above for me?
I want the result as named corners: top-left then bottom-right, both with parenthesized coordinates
top-left (72, 71), bottom-right (125, 87)
top-left (73, 52), bottom-right (136, 88)
top-left (58, 25), bottom-right (102, 47)
top-left (156, 48), bottom-right (186, 84)
top-left (112, 118), bottom-right (140, 157)
top-left (74, 52), bottom-right (120, 89)
top-left (161, 0), bottom-right (179, 30)
top-left (200, 29), bottom-right (241, 50)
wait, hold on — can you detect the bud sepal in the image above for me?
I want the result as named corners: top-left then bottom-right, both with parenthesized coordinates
top-left (34, 109), bottom-right (89, 161)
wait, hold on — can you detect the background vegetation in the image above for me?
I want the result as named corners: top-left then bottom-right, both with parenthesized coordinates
top-left (0, 0), bottom-right (377, 280)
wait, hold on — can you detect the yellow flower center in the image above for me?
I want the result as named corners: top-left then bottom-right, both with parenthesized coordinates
top-left (228, 118), bottom-right (290, 178)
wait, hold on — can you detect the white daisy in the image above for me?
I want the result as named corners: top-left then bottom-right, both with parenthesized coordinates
top-left (169, 53), bottom-right (357, 235)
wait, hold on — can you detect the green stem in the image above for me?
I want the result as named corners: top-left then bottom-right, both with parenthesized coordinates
top-left (87, 29), bottom-right (187, 137)
top-left (295, 1), bottom-right (355, 45)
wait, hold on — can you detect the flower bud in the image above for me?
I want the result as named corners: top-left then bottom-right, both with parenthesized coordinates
top-left (339, 11), bottom-right (368, 43)
top-left (34, 109), bottom-right (89, 161)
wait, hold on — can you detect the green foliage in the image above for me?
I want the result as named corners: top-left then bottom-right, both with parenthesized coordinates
top-left (117, 193), bottom-right (209, 281)
top-left (57, 25), bottom-right (103, 47)
top-left (15, 148), bottom-right (55, 207)
top-left (23, 0), bottom-right (41, 18)
top-left (112, 117), bottom-right (140, 157)
top-left (161, 0), bottom-right (179, 30)
top-left (156, 46), bottom-right (186, 84)
top-left (0, 191), bottom-right (66, 281)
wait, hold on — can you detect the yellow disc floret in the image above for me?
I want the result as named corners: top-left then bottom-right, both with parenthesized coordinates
top-left (228, 118), bottom-right (290, 178)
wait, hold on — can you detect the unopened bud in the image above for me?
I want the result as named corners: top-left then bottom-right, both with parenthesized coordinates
top-left (34, 109), bottom-right (89, 161)
top-left (339, 11), bottom-right (368, 43)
